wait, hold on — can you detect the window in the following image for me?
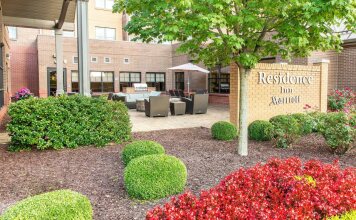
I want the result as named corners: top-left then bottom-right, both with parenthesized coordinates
top-left (90, 71), bottom-right (114, 92)
top-left (71, 71), bottom-right (79, 92)
top-left (95, 0), bottom-right (114, 10)
top-left (63, 31), bottom-right (75, 37)
top-left (91, 56), bottom-right (98, 63)
top-left (146, 72), bottom-right (166, 91)
top-left (208, 72), bottom-right (230, 94)
top-left (104, 57), bottom-right (112, 63)
top-left (95, 27), bottom-right (116, 40)
top-left (124, 58), bottom-right (129, 64)
top-left (175, 72), bottom-right (185, 90)
top-left (119, 72), bottom-right (141, 91)
top-left (73, 56), bottom-right (78, 64)
top-left (7, 26), bottom-right (17, 40)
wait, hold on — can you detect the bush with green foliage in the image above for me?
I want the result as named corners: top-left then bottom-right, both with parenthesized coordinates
top-left (290, 113), bottom-right (315, 135)
top-left (211, 121), bottom-right (238, 141)
top-left (308, 112), bottom-right (328, 132)
top-left (248, 120), bottom-right (274, 141)
top-left (329, 210), bottom-right (356, 220)
top-left (7, 95), bottom-right (131, 151)
top-left (317, 112), bottom-right (355, 154)
top-left (270, 115), bottom-right (302, 148)
top-left (124, 154), bottom-right (187, 200)
top-left (0, 190), bottom-right (92, 220)
top-left (350, 113), bottom-right (356, 127)
top-left (122, 140), bottom-right (165, 166)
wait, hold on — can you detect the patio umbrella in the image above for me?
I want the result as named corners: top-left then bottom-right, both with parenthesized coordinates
top-left (168, 63), bottom-right (210, 93)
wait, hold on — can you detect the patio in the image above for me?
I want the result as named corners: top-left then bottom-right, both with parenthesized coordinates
top-left (130, 104), bottom-right (229, 132)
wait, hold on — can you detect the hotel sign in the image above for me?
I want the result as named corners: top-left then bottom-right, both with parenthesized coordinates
top-left (258, 72), bottom-right (314, 106)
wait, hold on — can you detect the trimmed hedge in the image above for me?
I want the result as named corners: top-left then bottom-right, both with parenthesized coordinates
top-left (0, 190), bottom-right (92, 220)
top-left (122, 140), bottom-right (165, 166)
top-left (7, 95), bottom-right (131, 151)
top-left (124, 154), bottom-right (187, 200)
top-left (248, 120), bottom-right (274, 141)
top-left (211, 121), bottom-right (238, 141)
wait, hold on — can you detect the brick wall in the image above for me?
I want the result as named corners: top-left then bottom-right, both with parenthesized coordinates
top-left (338, 45), bottom-right (356, 90)
top-left (230, 63), bottom-right (328, 126)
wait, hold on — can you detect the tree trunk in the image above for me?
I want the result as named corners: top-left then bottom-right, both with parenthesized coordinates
top-left (238, 67), bottom-right (250, 156)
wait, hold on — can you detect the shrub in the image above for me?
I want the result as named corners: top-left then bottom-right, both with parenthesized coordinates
top-left (211, 121), bottom-right (238, 141)
top-left (0, 190), bottom-right (92, 220)
top-left (248, 120), bottom-right (274, 141)
top-left (13, 88), bottom-right (33, 101)
top-left (124, 154), bottom-right (187, 200)
top-left (270, 115), bottom-right (301, 148)
top-left (329, 210), bottom-right (356, 220)
top-left (290, 113), bottom-right (315, 135)
top-left (147, 158), bottom-right (356, 220)
top-left (318, 112), bottom-right (355, 154)
top-left (122, 140), bottom-right (165, 166)
top-left (350, 113), bottom-right (356, 127)
top-left (7, 95), bottom-right (131, 151)
top-left (308, 112), bottom-right (328, 132)
top-left (328, 88), bottom-right (355, 112)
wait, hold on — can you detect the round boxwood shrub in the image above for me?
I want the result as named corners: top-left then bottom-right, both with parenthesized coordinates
top-left (248, 120), bottom-right (274, 141)
top-left (0, 190), bottom-right (92, 220)
top-left (124, 154), bottom-right (187, 200)
top-left (122, 140), bottom-right (165, 166)
top-left (211, 121), bottom-right (238, 141)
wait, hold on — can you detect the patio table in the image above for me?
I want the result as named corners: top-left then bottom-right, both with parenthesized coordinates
top-left (170, 101), bottom-right (186, 116)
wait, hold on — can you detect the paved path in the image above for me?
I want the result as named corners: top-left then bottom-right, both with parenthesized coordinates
top-left (130, 104), bottom-right (229, 132)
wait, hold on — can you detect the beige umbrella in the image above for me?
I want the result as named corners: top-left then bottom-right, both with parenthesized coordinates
top-left (168, 63), bottom-right (210, 93)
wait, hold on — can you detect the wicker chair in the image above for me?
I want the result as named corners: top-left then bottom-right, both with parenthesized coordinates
top-left (144, 96), bottom-right (170, 117)
top-left (181, 94), bottom-right (209, 114)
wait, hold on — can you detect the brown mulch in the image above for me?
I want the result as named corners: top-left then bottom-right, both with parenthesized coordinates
top-left (0, 127), bottom-right (355, 220)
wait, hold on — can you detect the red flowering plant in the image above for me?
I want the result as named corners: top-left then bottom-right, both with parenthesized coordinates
top-left (147, 158), bottom-right (355, 220)
top-left (14, 88), bottom-right (32, 101)
top-left (328, 88), bottom-right (355, 113)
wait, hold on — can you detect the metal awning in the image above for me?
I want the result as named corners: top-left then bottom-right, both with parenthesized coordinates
top-left (1, 0), bottom-right (77, 30)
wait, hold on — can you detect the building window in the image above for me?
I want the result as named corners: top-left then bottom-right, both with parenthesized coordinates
top-left (104, 57), bottom-right (112, 63)
top-left (119, 72), bottom-right (141, 91)
top-left (63, 31), bottom-right (75, 37)
top-left (71, 71), bottom-right (79, 92)
top-left (90, 71), bottom-right (114, 93)
top-left (73, 56), bottom-right (78, 64)
top-left (124, 58), bottom-right (129, 64)
top-left (175, 72), bottom-right (185, 90)
top-left (208, 72), bottom-right (230, 94)
top-left (7, 26), bottom-right (17, 40)
top-left (146, 72), bottom-right (165, 91)
top-left (95, 0), bottom-right (114, 10)
top-left (95, 27), bottom-right (116, 40)
top-left (91, 56), bottom-right (98, 63)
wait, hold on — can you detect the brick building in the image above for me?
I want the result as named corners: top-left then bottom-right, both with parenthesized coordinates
top-left (6, 0), bottom-right (356, 103)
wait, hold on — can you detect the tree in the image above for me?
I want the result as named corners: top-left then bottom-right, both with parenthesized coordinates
top-left (113, 0), bottom-right (356, 156)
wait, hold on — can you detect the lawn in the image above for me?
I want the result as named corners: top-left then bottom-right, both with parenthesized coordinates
top-left (0, 127), bottom-right (354, 219)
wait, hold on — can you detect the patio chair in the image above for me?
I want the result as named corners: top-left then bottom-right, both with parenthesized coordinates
top-left (112, 95), bottom-right (126, 102)
top-left (169, 90), bottom-right (177, 97)
top-left (174, 90), bottom-right (180, 97)
top-left (144, 96), bottom-right (170, 117)
top-left (196, 89), bottom-right (208, 94)
top-left (107, 92), bottom-right (113, 100)
top-left (181, 94), bottom-right (209, 114)
top-left (178, 89), bottom-right (185, 97)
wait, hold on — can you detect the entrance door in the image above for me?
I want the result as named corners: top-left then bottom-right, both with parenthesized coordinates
top-left (47, 68), bottom-right (67, 96)
top-left (175, 72), bottom-right (185, 91)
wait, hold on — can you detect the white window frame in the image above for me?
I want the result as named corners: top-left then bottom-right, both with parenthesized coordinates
top-left (63, 31), bottom-right (75, 37)
top-left (95, 27), bottom-right (116, 41)
top-left (7, 26), bottom-right (17, 40)
top-left (91, 56), bottom-right (98, 63)
top-left (73, 56), bottom-right (78, 64)
top-left (104, 57), bottom-right (112, 64)
top-left (95, 0), bottom-right (114, 10)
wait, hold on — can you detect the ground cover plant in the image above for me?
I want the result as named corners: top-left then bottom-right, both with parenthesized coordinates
top-left (124, 154), bottom-right (187, 200)
top-left (211, 121), bottom-right (238, 141)
top-left (147, 158), bottom-right (356, 220)
top-left (7, 95), bottom-right (131, 151)
top-left (122, 140), bottom-right (165, 166)
top-left (0, 190), bottom-right (92, 220)
top-left (248, 120), bottom-right (274, 141)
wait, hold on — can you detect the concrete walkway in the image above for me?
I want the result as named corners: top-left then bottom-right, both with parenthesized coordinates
top-left (130, 104), bottom-right (230, 132)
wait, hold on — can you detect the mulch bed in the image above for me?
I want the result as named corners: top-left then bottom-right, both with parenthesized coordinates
top-left (0, 127), bottom-right (355, 219)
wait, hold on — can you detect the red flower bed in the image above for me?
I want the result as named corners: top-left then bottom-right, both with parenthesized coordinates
top-left (147, 158), bottom-right (356, 220)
